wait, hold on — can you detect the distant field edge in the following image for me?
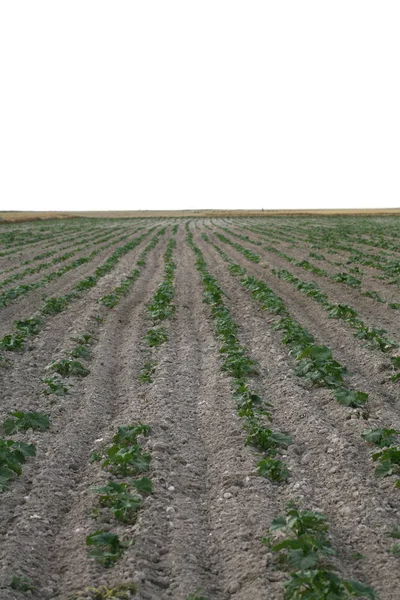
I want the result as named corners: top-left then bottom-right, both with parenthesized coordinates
top-left (1, 208), bottom-right (400, 222)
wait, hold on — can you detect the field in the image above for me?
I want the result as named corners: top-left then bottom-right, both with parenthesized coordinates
top-left (0, 215), bottom-right (399, 600)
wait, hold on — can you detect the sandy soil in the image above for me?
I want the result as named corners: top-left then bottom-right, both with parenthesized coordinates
top-left (0, 217), bottom-right (399, 600)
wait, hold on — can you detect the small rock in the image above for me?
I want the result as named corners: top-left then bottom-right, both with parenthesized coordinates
top-left (167, 485), bottom-right (175, 492)
top-left (223, 492), bottom-right (233, 499)
top-left (227, 581), bottom-right (240, 594)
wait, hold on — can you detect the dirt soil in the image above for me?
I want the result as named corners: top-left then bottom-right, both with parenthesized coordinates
top-left (0, 217), bottom-right (400, 600)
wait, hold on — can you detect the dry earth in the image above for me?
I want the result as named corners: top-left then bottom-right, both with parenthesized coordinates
top-left (0, 216), bottom-right (399, 600)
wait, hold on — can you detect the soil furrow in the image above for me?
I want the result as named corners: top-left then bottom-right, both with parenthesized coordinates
top-left (0, 237), bottom-right (170, 600)
top-left (195, 227), bottom-right (400, 600)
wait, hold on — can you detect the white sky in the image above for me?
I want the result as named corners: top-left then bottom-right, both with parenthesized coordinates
top-left (1, 2), bottom-right (399, 211)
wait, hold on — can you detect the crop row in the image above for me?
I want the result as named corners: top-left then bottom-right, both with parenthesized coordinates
top-left (216, 225), bottom-right (399, 308)
top-left (264, 503), bottom-right (376, 599)
top-left (238, 220), bottom-right (400, 287)
top-left (272, 268), bottom-right (400, 380)
top-left (0, 227), bottom-right (146, 309)
top-left (201, 233), bottom-right (400, 489)
top-left (188, 227), bottom-right (292, 482)
top-left (0, 228), bottom-right (156, 355)
top-left (139, 225), bottom-right (178, 383)
top-left (0, 223), bottom-right (139, 284)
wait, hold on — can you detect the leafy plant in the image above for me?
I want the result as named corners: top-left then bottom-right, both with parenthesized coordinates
top-left (47, 358), bottom-right (90, 378)
top-left (14, 317), bottom-right (42, 336)
top-left (41, 375), bottom-right (71, 396)
top-left (138, 359), bottom-right (157, 383)
top-left (0, 439), bottom-right (36, 491)
top-left (3, 411), bottom-right (50, 435)
top-left (145, 327), bottom-right (168, 347)
top-left (69, 583), bottom-right (137, 599)
top-left (10, 574), bottom-right (35, 591)
top-left (93, 479), bottom-right (151, 523)
top-left (0, 333), bottom-right (25, 352)
top-left (86, 530), bottom-right (130, 567)
top-left (41, 295), bottom-right (69, 315)
top-left (362, 428), bottom-right (399, 447)
top-left (70, 344), bottom-right (91, 359)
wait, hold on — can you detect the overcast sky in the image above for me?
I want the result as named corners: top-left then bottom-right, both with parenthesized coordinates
top-left (1, 2), bottom-right (399, 211)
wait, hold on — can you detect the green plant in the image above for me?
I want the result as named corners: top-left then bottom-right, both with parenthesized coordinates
top-left (71, 333), bottom-right (92, 345)
top-left (0, 333), bottom-right (25, 352)
top-left (145, 327), bottom-right (168, 347)
top-left (0, 439), bottom-right (36, 491)
top-left (93, 479), bottom-right (151, 523)
top-left (14, 317), bottom-right (42, 336)
top-left (264, 505), bottom-right (376, 600)
top-left (3, 411), bottom-right (50, 435)
top-left (257, 457), bottom-right (290, 482)
top-left (47, 358), bottom-right (90, 378)
top-left (186, 592), bottom-right (206, 600)
top-left (86, 530), bottom-right (130, 567)
top-left (41, 295), bottom-right (69, 314)
top-left (41, 375), bottom-right (71, 396)
top-left (69, 583), bottom-right (137, 599)
top-left (10, 574), bottom-right (35, 591)
top-left (70, 344), bottom-right (91, 359)
top-left (138, 359), bottom-right (157, 383)
top-left (362, 428), bottom-right (400, 447)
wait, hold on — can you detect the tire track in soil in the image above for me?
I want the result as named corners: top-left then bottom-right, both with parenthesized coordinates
top-left (205, 229), bottom-right (400, 417)
top-left (195, 228), bottom-right (400, 600)
top-left (0, 236), bottom-right (170, 600)
top-left (0, 229), bottom-right (162, 424)
top-left (123, 228), bottom-right (282, 600)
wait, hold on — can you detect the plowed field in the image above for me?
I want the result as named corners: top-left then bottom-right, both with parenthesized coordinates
top-left (0, 216), bottom-right (399, 600)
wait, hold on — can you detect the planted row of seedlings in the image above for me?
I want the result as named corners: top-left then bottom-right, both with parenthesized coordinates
top-left (40, 228), bottom-right (167, 398)
top-left (69, 423), bottom-right (153, 599)
top-left (0, 223), bottom-right (138, 285)
top-left (191, 229), bottom-right (378, 598)
top-left (187, 227), bottom-right (292, 483)
top-left (201, 232), bottom-right (400, 490)
top-left (0, 227), bottom-right (143, 310)
top-left (0, 229), bottom-right (169, 594)
top-left (211, 228), bottom-right (400, 380)
top-left (239, 220), bottom-right (400, 289)
top-left (271, 268), bottom-right (400, 381)
top-left (0, 228), bottom-right (156, 355)
top-left (234, 221), bottom-right (400, 300)
top-left (139, 226), bottom-right (178, 384)
top-left (216, 225), bottom-right (398, 308)
top-left (263, 503), bottom-right (377, 600)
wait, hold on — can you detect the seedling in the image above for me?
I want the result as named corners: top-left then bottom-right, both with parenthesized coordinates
top-left (41, 375), bottom-right (71, 396)
top-left (93, 479), bottom-right (150, 523)
top-left (0, 333), bottom-right (25, 352)
top-left (257, 457), bottom-right (289, 482)
top-left (41, 295), bottom-right (69, 314)
top-left (0, 439), bottom-right (36, 490)
top-left (186, 592), bottom-right (206, 600)
top-left (10, 574), bottom-right (35, 591)
top-left (145, 327), bottom-right (168, 347)
top-left (69, 583), bottom-right (137, 599)
top-left (70, 344), bottom-right (91, 359)
top-left (72, 333), bottom-right (92, 345)
top-left (86, 530), bottom-right (130, 567)
top-left (334, 388), bottom-right (368, 408)
top-left (47, 358), bottom-right (90, 378)
top-left (14, 317), bottom-right (42, 336)
top-left (3, 411), bottom-right (50, 435)
top-left (362, 428), bottom-right (400, 447)
top-left (138, 359), bottom-right (157, 383)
